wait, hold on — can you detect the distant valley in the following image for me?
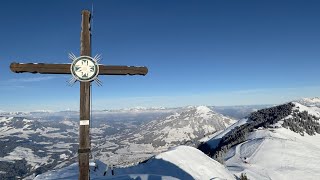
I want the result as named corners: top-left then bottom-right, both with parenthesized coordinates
top-left (0, 105), bottom-right (257, 179)
top-left (32, 97), bottom-right (320, 180)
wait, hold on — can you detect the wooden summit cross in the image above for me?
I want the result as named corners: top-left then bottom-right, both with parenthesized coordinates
top-left (10, 10), bottom-right (148, 180)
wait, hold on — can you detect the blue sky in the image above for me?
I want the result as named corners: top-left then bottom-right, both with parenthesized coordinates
top-left (0, 0), bottom-right (320, 111)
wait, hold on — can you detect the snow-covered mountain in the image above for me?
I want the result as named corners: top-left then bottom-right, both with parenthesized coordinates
top-left (16, 100), bottom-right (320, 180)
top-left (35, 146), bottom-right (235, 180)
top-left (115, 106), bottom-right (168, 112)
top-left (295, 97), bottom-right (320, 107)
top-left (93, 106), bottom-right (236, 166)
top-left (0, 106), bottom-right (235, 179)
top-left (131, 106), bottom-right (235, 146)
top-left (0, 111), bottom-right (31, 116)
top-left (199, 101), bottom-right (320, 180)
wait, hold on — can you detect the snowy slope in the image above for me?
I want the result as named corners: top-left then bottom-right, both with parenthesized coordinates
top-left (94, 106), bottom-right (236, 166)
top-left (200, 102), bottom-right (320, 180)
top-left (295, 97), bottom-right (320, 107)
top-left (24, 101), bottom-right (320, 180)
top-left (200, 118), bottom-right (248, 147)
top-left (34, 160), bottom-right (178, 180)
top-left (225, 127), bottom-right (320, 180)
top-left (130, 106), bottom-right (235, 147)
top-left (35, 146), bottom-right (235, 180)
top-left (0, 106), bottom-right (235, 178)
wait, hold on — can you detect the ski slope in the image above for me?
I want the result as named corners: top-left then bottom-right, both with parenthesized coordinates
top-left (223, 102), bottom-right (320, 180)
top-left (225, 127), bottom-right (320, 180)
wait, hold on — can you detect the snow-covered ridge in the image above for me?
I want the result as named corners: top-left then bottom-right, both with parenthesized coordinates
top-left (300, 97), bottom-right (320, 103)
top-left (84, 105), bottom-right (237, 169)
top-left (120, 106), bottom-right (167, 111)
top-left (130, 105), bottom-right (235, 146)
top-left (35, 146), bottom-right (235, 180)
top-left (196, 105), bottom-right (212, 114)
top-left (0, 105), bottom-right (236, 178)
top-left (201, 118), bottom-right (249, 148)
top-left (292, 102), bottom-right (320, 117)
top-left (200, 102), bottom-right (320, 154)
top-left (199, 101), bottom-right (320, 180)
top-left (295, 97), bottom-right (320, 107)
top-left (224, 124), bottom-right (320, 180)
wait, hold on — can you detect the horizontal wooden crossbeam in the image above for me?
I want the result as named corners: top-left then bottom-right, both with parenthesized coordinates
top-left (10, 63), bottom-right (70, 74)
top-left (10, 62), bottom-right (148, 76)
top-left (99, 65), bottom-right (148, 75)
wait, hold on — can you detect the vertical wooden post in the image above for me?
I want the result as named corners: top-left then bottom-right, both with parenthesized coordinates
top-left (9, 8), bottom-right (148, 180)
top-left (79, 10), bottom-right (91, 180)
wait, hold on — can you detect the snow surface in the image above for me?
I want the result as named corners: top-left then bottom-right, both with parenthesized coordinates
top-left (222, 102), bottom-right (320, 180)
top-left (32, 101), bottom-right (320, 180)
top-left (100, 174), bottom-right (179, 180)
top-left (295, 97), bottom-right (320, 107)
top-left (292, 102), bottom-right (320, 117)
top-left (34, 159), bottom-right (178, 180)
top-left (35, 146), bottom-right (235, 180)
top-left (0, 147), bottom-right (49, 169)
top-left (225, 127), bottom-right (320, 180)
top-left (115, 146), bottom-right (235, 180)
top-left (302, 97), bottom-right (320, 103)
top-left (195, 106), bottom-right (213, 118)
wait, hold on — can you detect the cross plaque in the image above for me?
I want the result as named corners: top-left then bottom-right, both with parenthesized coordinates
top-left (10, 10), bottom-right (148, 180)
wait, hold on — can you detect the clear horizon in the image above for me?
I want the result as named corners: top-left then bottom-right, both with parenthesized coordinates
top-left (1, 0), bottom-right (320, 111)
top-left (0, 95), bottom-right (318, 112)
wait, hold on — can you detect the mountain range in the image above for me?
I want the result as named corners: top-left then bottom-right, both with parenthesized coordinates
top-left (1, 98), bottom-right (319, 179)
top-left (0, 105), bottom-right (235, 179)
top-left (198, 100), bottom-right (320, 179)
top-left (34, 98), bottom-right (320, 179)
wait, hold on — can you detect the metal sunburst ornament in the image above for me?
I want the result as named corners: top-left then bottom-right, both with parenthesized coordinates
top-left (68, 53), bottom-right (103, 86)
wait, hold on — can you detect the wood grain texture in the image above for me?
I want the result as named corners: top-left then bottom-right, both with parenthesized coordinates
top-left (10, 63), bottom-right (71, 74)
top-left (99, 65), bottom-right (148, 75)
top-left (10, 63), bottom-right (148, 76)
top-left (79, 10), bottom-right (91, 180)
